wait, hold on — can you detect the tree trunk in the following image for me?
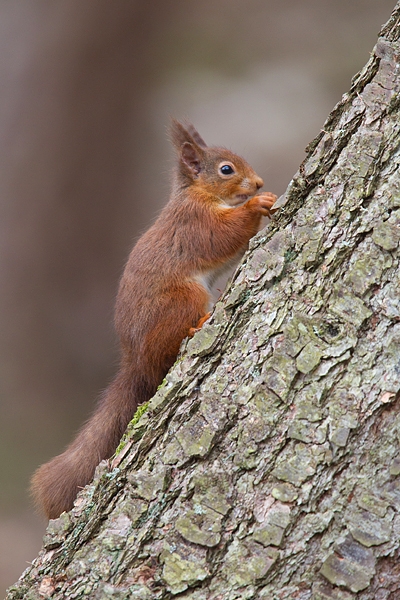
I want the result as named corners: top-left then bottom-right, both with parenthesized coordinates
top-left (7, 4), bottom-right (400, 599)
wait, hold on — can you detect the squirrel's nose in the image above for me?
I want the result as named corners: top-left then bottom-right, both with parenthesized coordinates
top-left (255, 177), bottom-right (264, 190)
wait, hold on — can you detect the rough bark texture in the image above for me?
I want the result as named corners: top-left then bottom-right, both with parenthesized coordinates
top-left (7, 4), bottom-right (400, 599)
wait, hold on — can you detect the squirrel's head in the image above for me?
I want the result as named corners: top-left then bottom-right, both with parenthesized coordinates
top-left (170, 119), bottom-right (263, 205)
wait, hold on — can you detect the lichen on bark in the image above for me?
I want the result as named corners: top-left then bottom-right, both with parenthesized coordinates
top-left (7, 3), bottom-right (400, 599)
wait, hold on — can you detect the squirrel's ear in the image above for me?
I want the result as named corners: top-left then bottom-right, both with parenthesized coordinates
top-left (181, 142), bottom-right (203, 176)
top-left (184, 123), bottom-right (207, 149)
top-left (170, 119), bottom-right (207, 150)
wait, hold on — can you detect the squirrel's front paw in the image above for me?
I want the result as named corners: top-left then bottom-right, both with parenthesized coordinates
top-left (253, 192), bottom-right (278, 216)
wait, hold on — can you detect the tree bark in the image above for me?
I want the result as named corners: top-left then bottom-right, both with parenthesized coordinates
top-left (7, 4), bottom-right (400, 599)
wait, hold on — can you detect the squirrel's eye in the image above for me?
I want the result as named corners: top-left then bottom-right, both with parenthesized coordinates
top-left (219, 163), bottom-right (235, 176)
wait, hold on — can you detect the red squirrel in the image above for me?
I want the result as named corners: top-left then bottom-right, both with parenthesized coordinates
top-left (31, 120), bottom-right (277, 519)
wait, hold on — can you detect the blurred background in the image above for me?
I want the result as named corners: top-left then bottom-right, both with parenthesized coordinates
top-left (0, 0), bottom-right (395, 593)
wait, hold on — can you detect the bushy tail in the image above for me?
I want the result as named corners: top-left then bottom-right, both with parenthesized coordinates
top-left (31, 366), bottom-right (140, 519)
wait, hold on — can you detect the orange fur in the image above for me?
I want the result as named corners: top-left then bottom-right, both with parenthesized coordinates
top-left (31, 119), bottom-right (277, 519)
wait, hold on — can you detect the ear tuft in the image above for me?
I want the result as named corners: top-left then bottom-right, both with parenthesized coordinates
top-left (184, 123), bottom-right (207, 148)
top-left (169, 118), bottom-right (207, 151)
